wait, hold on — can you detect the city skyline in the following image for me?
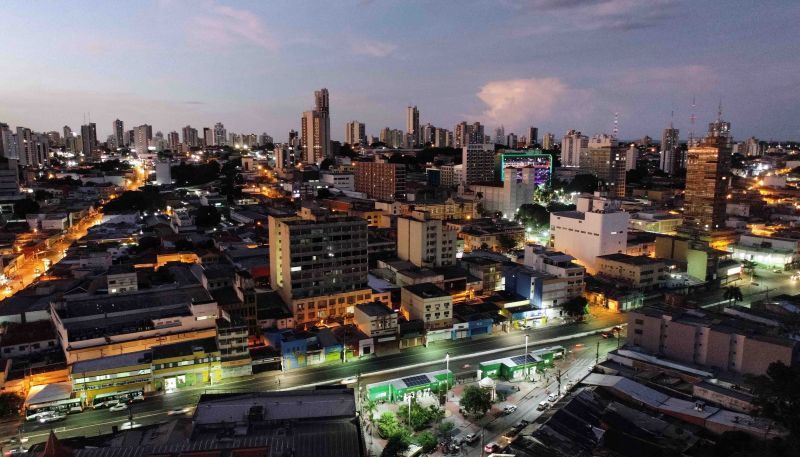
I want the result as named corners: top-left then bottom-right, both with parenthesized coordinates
top-left (1, 1), bottom-right (799, 141)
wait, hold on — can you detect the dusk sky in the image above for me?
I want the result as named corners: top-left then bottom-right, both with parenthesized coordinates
top-left (1, 0), bottom-right (799, 142)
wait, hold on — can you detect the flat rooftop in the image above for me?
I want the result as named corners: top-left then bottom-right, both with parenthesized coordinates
top-left (403, 282), bottom-right (449, 298)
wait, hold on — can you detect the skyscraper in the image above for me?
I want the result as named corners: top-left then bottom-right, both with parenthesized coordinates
top-left (182, 125), bottom-right (199, 147)
top-left (213, 122), bottom-right (227, 146)
top-left (301, 88), bottom-right (331, 163)
top-left (80, 123), bottom-right (97, 160)
top-left (495, 126), bottom-right (505, 146)
top-left (542, 132), bottom-right (555, 150)
top-left (660, 125), bottom-right (680, 175)
top-left (406, 106), bottom-right (419, 146)
top-left (203, 128), bottom-right (213, 147)
top-left (681, 124), bottom-right (732, 233)
top-left (167, 131), bottom-right (180, 150)
top-left (579, 134), bottom-right (626, 198)
top-left (561, 130), bottom-right (587, 167)
top-left (345, 121), bottom-right (366, 146)
top-left (0, 123), bottom-right (12, 158)
top-left (113, 119), bottom-right (124, 147)
top-left (133, 124), bottom-right (153, 155)
top-left (527, 127), bottom-right (538, 147)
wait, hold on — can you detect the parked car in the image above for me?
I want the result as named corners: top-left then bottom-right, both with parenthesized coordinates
top-left (518, 419), bottom-right (530, 427)
top-left (536, 401), bottom-right (550, 411)
top-left (501, 404), bottom-right (517, 414)
top-left (38, 412), bottom-right (66, 424)
top-left (109, 404), bottom-right (128, 412)
top-left (120, 421), bottom-right (141, 430)
top-left (167, 407), bottom-right (192, 416)
top-left (504, 426), bottom-right (521, 438)
top-left (5, 447), bottom-right (28, 456)
top-left (463, 433), bottom-right (479, 445)
top-left (547, 393), bottom-right (559, 402)
top-left (484, 442), bottom-right (500, 453)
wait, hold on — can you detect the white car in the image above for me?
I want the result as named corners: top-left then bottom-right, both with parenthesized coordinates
top-left (120, 421), bottom-right (141, 430)
top-left (167, 407), bottom-right (192, 416)
top-left (547, 393), bottom-right (559, 402)
top-left (109, 404), bottom-right (128, 412)
top-left (38, 412), bottom-right (66, 424)
top-left (501, 404), bottom-right (517, 414)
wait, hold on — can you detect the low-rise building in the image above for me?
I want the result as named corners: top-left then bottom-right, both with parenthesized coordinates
top-left (400, 283), bottom-right (452, 330)
top-left (354, 301), bottom-right (399, 339)
top-left (628, 210), bottom-right (682, 234)
top-left (596, 253), bottom-right (666, 290)
top-left (151, 336), bottom-right (221, 392)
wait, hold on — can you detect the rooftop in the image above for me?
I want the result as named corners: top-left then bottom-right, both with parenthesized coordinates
top-left (403, 282), bottom-right (449, 299)
top-left (355, 301), bottom-right (395, 317)
top-left (152, 337), bottom-right (218, 360)
top-left (72, 350), bottom-right (152, 373)
top-left (597, 253), bottom-right (663, 266)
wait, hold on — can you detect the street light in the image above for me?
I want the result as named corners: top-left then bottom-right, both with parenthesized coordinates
top-left (445, 353), bottom-right (450, 392)
top-left (524, 334), bottom-right (529, 381)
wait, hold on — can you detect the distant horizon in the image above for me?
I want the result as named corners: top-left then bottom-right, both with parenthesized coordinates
top-left (1, 1), bottom-right (799, 142)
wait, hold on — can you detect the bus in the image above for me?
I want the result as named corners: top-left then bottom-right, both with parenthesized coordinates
top-left (25, 398), bottom-right (83, 421)
top-left (91, 390), bottom-right (145, 409)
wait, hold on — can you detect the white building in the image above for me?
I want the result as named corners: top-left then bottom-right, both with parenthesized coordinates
top-left (400, 283), bottom-right (452, 330)
top-left (549, 193), bottom-right (629, 274)
top-left (320, 171), bottom-right (355, 191)
top-left (561, 130), bottom-right (587, 167)
top-left (626, 144), bottom-right (638, 171)
top-left (155, 160), bottom-right (172, 185)
top-left (469, 166), bottom-right (537, 219)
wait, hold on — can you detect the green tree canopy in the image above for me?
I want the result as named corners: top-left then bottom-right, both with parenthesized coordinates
top-left (460, 385), bottom-right (493, 417)
top-left (13, 198), bottom-right (39, 218)
top-left (103, 189), bottom-right (165, 213)
top-left (564, 174), bottom-right (600, 194)
top-left (563, 296), bottom-right (589, 319)
top-left (515, 203), bottom-right (550, 228)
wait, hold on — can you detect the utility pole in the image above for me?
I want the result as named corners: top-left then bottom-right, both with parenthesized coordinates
top-left (556, 369), bottom-right (562, 397)
top-left (595, 340), bottom-right (600, 365)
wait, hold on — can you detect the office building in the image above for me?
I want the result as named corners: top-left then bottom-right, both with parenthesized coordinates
top-left (133, 124), bottom-right (152, 155)
top-left (660, 126), bottom-right (680, 174)
top-left (462, 143), bottom-right (495, 184)
top-left (268, 211), bottom-right (371, 324)
top-left (400, 283), bottom-right (452, 330)
top-left (167, 131), bottom-right (179, 150)
top-left (182, 125), bottom-right (199, 147)
top-left (0, 123), bottom-right (12, 158)
top-left (213, 122), bottom-right (226, 146)
top-left (203, 127), bottom-right (213, 147)
top-left (420, 123), bottom-right (435, 146)
top-left (506, 133), bottom-right (518, 149)
top-left (301, 88), bottom-right (331, 163)
top-left (561, 130), bottom-right (587, 167)
top-left (354, 157), bottom-right (406, 201)
top-left (626, 144), bottom-right (638, 171)
top-left (596, 253), bottom-right (666, 290)
top-left (579, 134), bottom-right (627, 198)
top-left (455, 121), bottom-right (485, 148)
top-left (397, 210), bottom-right (457, 268)
top-left (542, 132), bottom-right (555, 150)
top-left (0, 157), bottom-right (19, 198)
top-left (681, 126), bottom-right (732, 234)
top-left (406, 106), bottom-right (419, 146)
top-left (345, 120), bottom-right (366, 146)
top-left (495, 126), bottom-right (505, 145)
top-left (549, 193), bottom-right (629, 274)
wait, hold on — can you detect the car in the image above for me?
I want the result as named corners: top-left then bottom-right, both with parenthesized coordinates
top-left (547, 393), bottom-right (559, 402)
top-left (5, 447), bottom-right (28, 456)
top-left (611, 326), bottom-right (622, 333)
top-left (38, 412), bottom-right (66, 424)
top-left (463, 433), bottom-right (479, 445)
top-left (340, 377), bottom-right (358, 385)
top-left (109, 404), bottom-right (128, 412)
top-left (504, 426), bottom-right (521, 438)
top-left (773, 269), bottom-right (783, 274)
top-left (751, 282), bottom-right (760, 286)
top-left (600, 331), bottom-right (611, 339)
top-left (167, 407), bottom-right (192, 416)
top-left (501, 404), bottom-right (517, 414)
top-left (536, 401), bottom-right (550, 411)
top-left (120, 421), bottom-right (141, 430)
top-left (484, 442), bottom-right (500, 453)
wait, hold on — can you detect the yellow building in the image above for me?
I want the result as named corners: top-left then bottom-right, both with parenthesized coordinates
top-left (151, 337), bottom-right (222, 392)
top-left (70, 350), bottom-right (152, 406)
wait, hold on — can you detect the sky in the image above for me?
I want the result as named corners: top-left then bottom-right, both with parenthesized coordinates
top-left (1, 0), bottom-right (799, 142)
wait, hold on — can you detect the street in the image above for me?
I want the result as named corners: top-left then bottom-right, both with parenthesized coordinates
top-left (0, 312), bottom-right (623, 446)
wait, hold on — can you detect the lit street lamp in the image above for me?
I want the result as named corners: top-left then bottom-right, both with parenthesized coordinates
top-left (524, 334), bottom-right (529, 380)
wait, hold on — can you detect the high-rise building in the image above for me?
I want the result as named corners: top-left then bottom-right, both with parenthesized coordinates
top-left (681, 128), bottom-right (732, 233)
top-left (462, 143), bottom-right (495, 184)
top-left (354, 157), bottom-right (406, 201)
top-left (15, 127), bottom-right (34, 167)
top-left (434, 128), bottom-right (451, 148)
top-left (397, 210), bottom-right (457, 268)
top-left (0, 123), bottom-right (12, 158)
top-left (81, 123), bottom-right (98, 161)
top-left (182, 125), bottom-right (199, 148)
top-left (213, 122), bottom-right (226, 146)
top-left (527, 127), bottom-right (538, 147)
top-left (167, 131), bottom-right (180, 150)
top-left (46, 131), bottom-right (62, 148)
top-left (579, 134), bottom-right (626, 198)
top-left (345, 121), bottom-right (366, 146)
top-left (133, 124), bottom-right (153, 156)
top-left (494, 126), bottom-right (505, 146)
top-left (506, 133), bottom-right (518, 149)
top-left (626, 144), bottom-right (638, 171)
top-left (406, 106), bottom-right (419, 146)
top-left (542, 132), bottom-right (555, 150)
top-left (420, 123), bottom-right (435, 146)
top-left (0, 156), bottom-right (19, 198)
top-left (114, 119), bottom-right (124, 147)
top-left (288, 129), bottom-right (299, 147)
top-left (454, 122), bottom-right (468, 148)
top-left (268, 211), bottom-right (371, 324)
top-left (660, 126), bottom-right (680, 175)
top-left (259, 132), bottom-right (273, 146)
top-left (301, 89), bottom-right (331, 163)
top-left (561, 130), bottom-right (587, 167)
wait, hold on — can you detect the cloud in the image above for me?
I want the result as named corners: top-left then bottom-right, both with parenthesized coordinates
top-left (187, 2), bottom-right (277, 51)
top-left (477, 77), bottom-right (571, 129)
top-left (349, 37), bottom-right (397, 57)
top-left (620, 65), bottom-right (718, 92)
top-left (511, 0), bottom-right (678, 34)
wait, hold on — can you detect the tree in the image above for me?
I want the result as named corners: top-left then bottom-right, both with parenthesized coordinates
top-left (437, 420), bottom-right (455, 442)
top-left (460, 385), bottom-right (492, 417)
top-left (381, 433), bottom-right (411, 457)
top-left (563, 296), bottom-right (589, 320)
top-left (363, 398), bottom-right (378, 426)
top-left (320, 157), bottom-right (334, 170)
top-left (415, 431), bottom-right (437, 453)
top-left (626, 167), bottom-right (649, 185)
top-left (0, 392), bottom-right (23, 418)
top-left (103, 189), bottom-right (165, 213)
top-left (564, 174), bottom-right (599, 194)
top-left (515, 203), bottom-right (550, 229)
top-left (398, 401), bottom-right (444, 431)
top-left (724, 286), bottom-right (744, 305)
top-left (13, 198), bottom-right (39, 218)
top-left (497, 234), bottom-right (519, 251)
top-left (376, 411), bottom-right (405, 439)
top-left (750, 361), bottom-right (800, 436)
top-left (195, 206), bottom-right (221, 227)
